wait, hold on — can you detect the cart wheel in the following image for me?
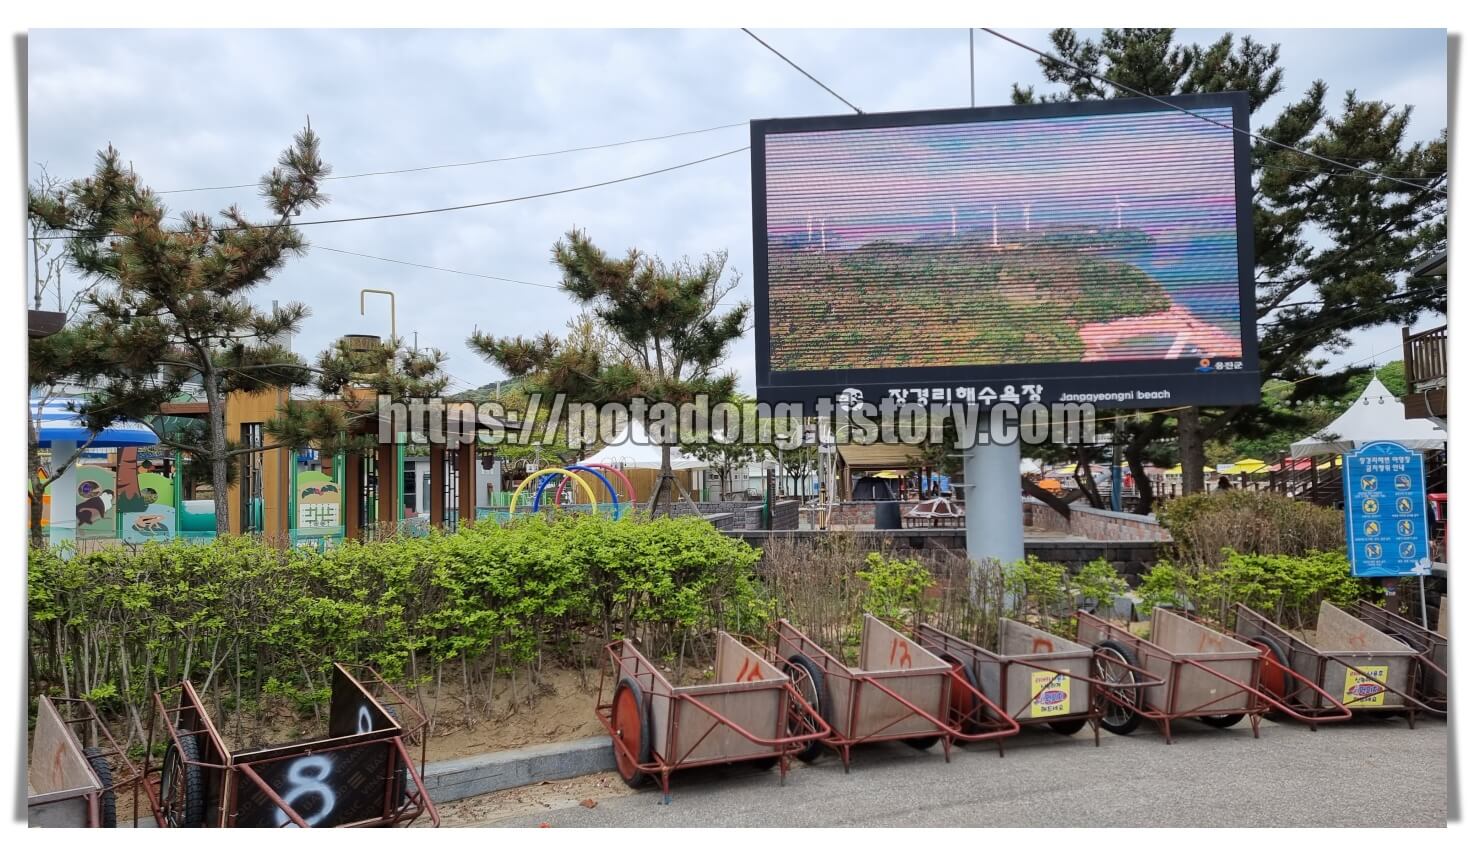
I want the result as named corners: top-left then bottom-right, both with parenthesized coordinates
top-left (83, 747), bottom-right (116, 828)
top-left (782, 653), bottom-right (829, 763)
top-left (750, 755), bottom-right (779, 771)
top-left (159, 733), bottom-right (206, 828)
top-left (1046, 718), bottom-right (1088, 736)
top-left (1092, 640), bottom-right (1142, 736)
top-left (1197, 712), bottom-right (1246, 728)
top-left (1248, 634), bottom-right (1295, 708)
top-left (940, 656), bottom-right (985, 734)
top-left (611, 677), bottom-right (652, 789)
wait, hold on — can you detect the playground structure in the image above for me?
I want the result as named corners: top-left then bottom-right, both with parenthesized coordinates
top-left (28, 695), bottom-right (137, 827)
top-left (505, 464), bottom-right (633, 520)
top-left (1075, 608), bottom-right (1353, 743)
top-left (1233, 601), bottom-right (1444, 726)
top-left (138, 663), bottom-right (438, 828)
top-left (913, 620), bottom-right (1165, 746)
top-left (597, 632), bottom-right (830, 797)
top-left (769, 616), bottom-right (1020, 770)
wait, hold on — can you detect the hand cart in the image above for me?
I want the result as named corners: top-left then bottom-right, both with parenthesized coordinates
top-left (138, 663), bottom-right (439, 827)
top-left (28, 695), bottom-right (139, 827)
top-left (771, 615), bottom-right (1020, 771)
top-left (1234, 601), bottom-right (1444, 727)
top-left (1349, 600), bottom-right (1448, 714)
top-left (1076, 607), bottom-right (1352, 743)
top-left (596, 631), bottom-right (831, 799)
top-left (914, 620), bottom-right (1165, 746)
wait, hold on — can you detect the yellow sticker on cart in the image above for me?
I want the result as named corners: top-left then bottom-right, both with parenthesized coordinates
top-left (1342, 664), bottom-right (1389, 706)
top-left (1030, 670), bottom-right (1071, 718)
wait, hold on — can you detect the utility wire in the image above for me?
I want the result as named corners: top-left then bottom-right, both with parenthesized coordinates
top-left (319, 244), bottom-right (745, 308)
top-left (156, 122), bottom-right (748, 194)
top-left (979, 28), bottom-right (1446, 197)
top-left (32, 145), bottom-right (749, 240)
top-left (741, 28), bottom-right (863, 114)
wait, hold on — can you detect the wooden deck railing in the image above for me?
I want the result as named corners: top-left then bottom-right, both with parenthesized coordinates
top-left (1403, 324), bottom-right (1447, 390)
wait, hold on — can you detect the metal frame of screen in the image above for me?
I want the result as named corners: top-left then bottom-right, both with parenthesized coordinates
top-left (750, 92), bottom-right (1260, 411)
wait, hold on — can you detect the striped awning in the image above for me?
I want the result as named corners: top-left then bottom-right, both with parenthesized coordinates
top-left (29, 396), bottom-right (160, 448)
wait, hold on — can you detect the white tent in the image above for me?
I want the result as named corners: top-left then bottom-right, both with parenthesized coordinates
top-left (578, 420), bottom-right (707, 471)
top-left (1289, 377), bottom-right (1447, 457)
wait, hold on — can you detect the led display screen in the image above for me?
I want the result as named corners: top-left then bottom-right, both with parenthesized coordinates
top-left (751, 93), bottom-right (1260, 410)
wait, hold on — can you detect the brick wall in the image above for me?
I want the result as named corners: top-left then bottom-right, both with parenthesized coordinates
top-left (1024, 499), bottom-right (1169, 543)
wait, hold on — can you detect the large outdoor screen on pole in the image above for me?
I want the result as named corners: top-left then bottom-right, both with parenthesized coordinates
top-left (751, 92), bottom-right (1260, 410)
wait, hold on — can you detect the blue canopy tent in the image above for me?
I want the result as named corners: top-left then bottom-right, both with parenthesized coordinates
top-left (31, 396), bottom-right (160, 543)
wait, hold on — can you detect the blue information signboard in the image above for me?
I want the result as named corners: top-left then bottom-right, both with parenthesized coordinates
top-left (1342, 441), bottom-right (1431, 577)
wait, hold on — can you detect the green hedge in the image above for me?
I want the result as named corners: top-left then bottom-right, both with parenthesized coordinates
top-left (29, 514), bottom-right (766, 724)
top-left (1156, 490), bottom-right (1345, 569)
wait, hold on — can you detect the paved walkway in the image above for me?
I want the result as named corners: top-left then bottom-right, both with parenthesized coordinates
top-left (443, 716), bottom-right (1447, 827)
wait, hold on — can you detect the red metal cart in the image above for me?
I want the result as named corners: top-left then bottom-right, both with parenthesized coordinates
top-left (27, 695), bottom-right (139, 827)
top-left (1234, 601), bottom-right (1445, 727)
top-left (597, 631), bottom-right (830, 799)
top-left (771, 615), bottom-right (1020, 771)
top-left (1349, 600), bottom-right (1448, 714)
top-left (138, 663), bottom-right (439, 827)
top-left (1076, 608), bottom-right (1352, 743)
top-left (914, 619), bottom-right (1165, 746)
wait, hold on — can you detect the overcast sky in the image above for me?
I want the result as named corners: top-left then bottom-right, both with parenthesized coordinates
top-left (26, 28), bottom-right (1448, 394)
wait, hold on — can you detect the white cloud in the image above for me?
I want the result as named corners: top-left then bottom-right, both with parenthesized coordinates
top-left (27, 27), bottom-right (1448, 392)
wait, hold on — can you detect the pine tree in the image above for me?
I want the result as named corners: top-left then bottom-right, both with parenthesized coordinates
top-left (471, 229), bottom-right (750, 516)
top-left (30, 125), bottom-right (331, 534)
top-left (1011, 28), bottom-right (1446, 502)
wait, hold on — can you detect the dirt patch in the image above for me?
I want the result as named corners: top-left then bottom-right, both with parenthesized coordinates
top-left (436, 772), bottom-right (628, 827)
top-left (413, 668), bottom-right (607, 763)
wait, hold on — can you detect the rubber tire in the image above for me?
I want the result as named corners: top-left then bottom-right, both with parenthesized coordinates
top-left (903, 735), bottom-right (942, 751)
top-left (903, 657), bottom-right (980, 751)
top-left (1197, 712), bottom-right (1246, 728)
top-left (83, 747), bottom-right (116, 828)
top-left (1247, 633), bottom-right (1296, 721)
top-left (1046, 717), bottom-right (1088, 736)
top-left (159, 733), bottom-right (206, 828)
top-left (782, 653), bottom-right (829, 763)
top-left (611, 677), bottom-right (652, 789)
top-left (1092, 640), bottom-right (1143, 736)
top-left (750, 754), bottom-right (779, 771)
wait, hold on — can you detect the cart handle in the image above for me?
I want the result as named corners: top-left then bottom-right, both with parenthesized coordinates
top-left (1322, 654), bottom-right (1447, 715)
top-left (856, 672), bottom-right (1021, 743)
top-left (1014, 655), bottom-right (1162, 696)
top-left (1179, 655), bottom-right (1353, 724)
top-left (672, 684), bottom-right (833, 749)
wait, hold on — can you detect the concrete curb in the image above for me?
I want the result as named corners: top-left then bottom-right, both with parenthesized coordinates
top-left (417, 736), bottom-right (616, 804)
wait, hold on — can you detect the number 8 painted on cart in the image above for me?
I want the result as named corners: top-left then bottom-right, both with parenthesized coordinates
top-left (271, 756), bottom-right (336, 827)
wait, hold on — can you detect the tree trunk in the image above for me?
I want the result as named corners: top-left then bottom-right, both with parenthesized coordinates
top-left (1125, 445), bottom-right (1155, 514)
top-left (202, 371), bottom-right (231, 534)
top-left (1073, 444), bottom-right (1106, 509)
top-left (646, 443), bottom-right (674, 518)
top-left (1177, 407), bottom-right (1207, 495)
top-left (28, 439), bottom-right (46, 547)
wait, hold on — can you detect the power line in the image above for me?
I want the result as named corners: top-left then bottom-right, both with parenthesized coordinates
top-left (978, 28), bottom-right (1446, 197)
top-left (318, 246), bottom-right (564, 291)
top-left (741, 28), bottom-right (863, 115)
top-left (156, 122), bottom-right (748, 195)
top-left (318, 244), bottom-right (746, 308)
top-left (33, 145), bottom-right (750, 241)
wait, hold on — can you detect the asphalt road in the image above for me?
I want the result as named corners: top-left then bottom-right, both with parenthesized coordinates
top-left (470, 716), bottom-right (1447, 827)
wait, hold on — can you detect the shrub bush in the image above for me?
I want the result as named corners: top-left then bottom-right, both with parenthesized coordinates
top-left (1130, 550), bottom-right (1382, 629)
top-left (1156, 490), bottom-right (1345, 570)
top-left (28, 514), bottom-right (765, 739)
